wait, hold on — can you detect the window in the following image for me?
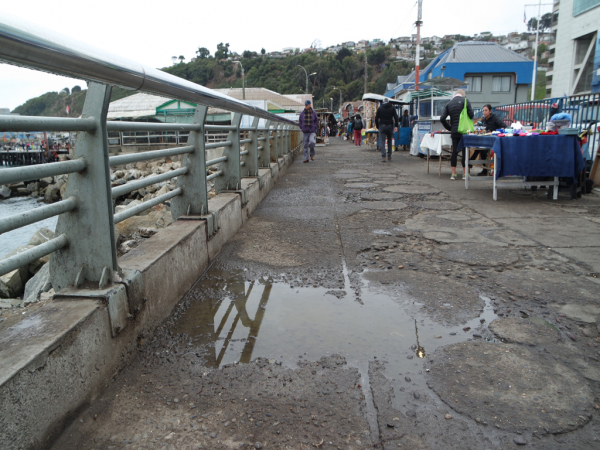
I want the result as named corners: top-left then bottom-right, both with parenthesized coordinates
top-left (492, 76), bottom-right (511, 92)
top-left (464, 76), bottom-right (482, 92)
top-left (573, 0), bottom-right (600, 16)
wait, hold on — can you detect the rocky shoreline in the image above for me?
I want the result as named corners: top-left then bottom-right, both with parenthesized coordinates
top-left (0, 157), bottom-right (218, 309)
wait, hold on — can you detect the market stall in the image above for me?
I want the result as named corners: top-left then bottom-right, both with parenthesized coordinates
top-left (361, 93), bottom-right (412, 151)
top-left (315, 109), bottom-right (336, 146)
top-left (457, 133), bottom-right (585, 201)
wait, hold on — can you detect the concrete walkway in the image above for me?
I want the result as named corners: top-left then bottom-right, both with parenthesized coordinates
top-left (51, 139), bottom-right (600, 450)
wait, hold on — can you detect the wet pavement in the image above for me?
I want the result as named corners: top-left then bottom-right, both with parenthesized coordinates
top-left (52, 139), bottom-right (600, 449)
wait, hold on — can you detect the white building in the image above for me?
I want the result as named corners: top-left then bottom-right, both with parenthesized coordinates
top-left (548, 0), bottom-right (600, 96)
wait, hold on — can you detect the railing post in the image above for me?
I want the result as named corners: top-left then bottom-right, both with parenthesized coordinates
top-left (270, 123), bottom-right (279, 163)
top-left (285, 126), bottom-right (291, 153)
top-left (214, 112), bottom-right (242, 193)
top-left (244, 116), bottom-right (260, 177)
top-left (50, 82), bottom-right (117, 291)
top-left (259, 120), bottom-right (271, 169)
top-left (171, 105), bottom-right (208, 218)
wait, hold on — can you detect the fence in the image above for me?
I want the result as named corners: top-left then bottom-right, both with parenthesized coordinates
top-left (0, 16), bottom-right (300, 292)
top-left (473, 93), bottom-right (600, 161)
top-left (108, 130), bottom-right (231, 146)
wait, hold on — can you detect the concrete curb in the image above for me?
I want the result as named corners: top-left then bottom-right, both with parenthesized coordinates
top-left (0, 145), bottom-right (300, 450)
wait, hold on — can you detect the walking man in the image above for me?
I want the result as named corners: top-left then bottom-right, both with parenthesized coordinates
top-left (353, 115), bottom-right (363, 146)
top-left (375, 98), bottom-right (399, 162)
top-left (299, 100), bottom-right (318, 163)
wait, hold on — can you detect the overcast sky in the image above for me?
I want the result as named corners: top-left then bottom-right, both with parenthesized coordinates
top-left (1, 0), bottom-right (554, 110)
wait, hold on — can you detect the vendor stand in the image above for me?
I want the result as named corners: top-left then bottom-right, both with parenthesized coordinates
top-left (361, 93), bottom-right (412, 151)
top-left (315, 109), bottom-right (336, 146)
top-left (457, 134), bottom-right (584, 201)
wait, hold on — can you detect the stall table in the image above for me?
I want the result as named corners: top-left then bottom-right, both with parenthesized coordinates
top-left (457, 135), bottom-right (497, 188)
top-left (458, 134), bottom-right (584, 200)
top-left (420, 132), bottom-right (453, 177)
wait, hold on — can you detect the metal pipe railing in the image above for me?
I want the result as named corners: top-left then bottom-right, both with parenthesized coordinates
top-left (0, 234), bottom-right (68, 276)
top-left (0, 16), bottom-right (301, 290)
top-left (0, 196), bottom-right (77, 234)
top-left (113, 188), bottom-right (182, 223)
top-left (111, 167), bottom-right (188, 198)
top-left (0, 158), bottom-right (86, 185)
top-left (109, 146), bottom-right (194, 167)
top-left (0, 16), bottom-right (297, 126)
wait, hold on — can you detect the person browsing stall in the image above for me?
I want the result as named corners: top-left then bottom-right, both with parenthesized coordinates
top-left (472, 104), bottom-right (506, 176)
top-left (440, 89), bottom-right (473, 180)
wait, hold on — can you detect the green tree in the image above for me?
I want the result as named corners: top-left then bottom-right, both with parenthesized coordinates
top-left (336, 47), bottom-right (352, 62)
top-left (215, 43), bottom-right (230, 60)
top-left (60, 87), bottom-right (70, 95)
top-left (71, 85), bottom-right (82, 93)
top-left (178, 55), bottom-right (185, 63)
top-left (196, 47), bottom-right (210, 59)
top-left (261, 48), bottom-right (266, 56)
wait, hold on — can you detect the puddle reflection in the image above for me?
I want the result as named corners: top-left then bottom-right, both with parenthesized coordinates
top-left (172, 268), bottom-right (498, 386)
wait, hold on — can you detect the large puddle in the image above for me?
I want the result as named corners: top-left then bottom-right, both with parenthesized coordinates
top-left (171, 266), bottom-right (498, 412)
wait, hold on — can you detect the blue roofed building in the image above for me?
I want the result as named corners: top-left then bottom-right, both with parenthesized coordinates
top-left (385, 41), bottom-right (534, 108)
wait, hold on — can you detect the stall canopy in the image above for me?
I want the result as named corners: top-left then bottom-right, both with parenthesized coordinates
top-left (408, 88), bottom-right (452, 101)
top-left (362, 93), bottom-right (412, 105)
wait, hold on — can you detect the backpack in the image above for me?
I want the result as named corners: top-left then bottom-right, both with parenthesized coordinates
top-left (354, 117), bottom-right (363, 130)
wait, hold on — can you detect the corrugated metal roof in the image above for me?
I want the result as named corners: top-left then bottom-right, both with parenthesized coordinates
top-left (213, 88), bottom-right (305, 111)
top-left (442, 41), bottom-right (531, 63)
top-left (107, 93), bottom-right (169, 119)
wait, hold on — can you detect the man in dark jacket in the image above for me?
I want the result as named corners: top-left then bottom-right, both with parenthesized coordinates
top-left (375, 98), bottom-right (399, 162)
top-left (440, 90), bottom-right (473, 180)
top-left (299, 100), bottom-right (318, 163)
top-left (472, 104), bottom-right (506, 176)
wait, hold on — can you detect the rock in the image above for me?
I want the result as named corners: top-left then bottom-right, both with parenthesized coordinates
top-left (386, 423), bottom-right (395, 428)
top-left (514, 437), bottom-right (527, 445)
top-left (406, 410), bottom-right (416, 418)
top-left (254, 442), bottom-right (263, 449)
top-left (111, 179), bottom-right (126, 187)
top-left (138, 227), bottom-right (158, 238)
top-left (27, 182), bottom-right (39, 194)
top-left (209, 432), bottom-right (216, 438)
top-left (113, 170), bottom-right (125, 179)
top-left (23, 263), bottom-right (52, 304)
top-left (115, 200), bottom-right (143, 215)
top-left (0, 185), bottom-right (11, 198)
top-left (0, 269), bottom-right (24, 298)
top-left (16, 188), bottom-right (29, 196)
top-left (115, 209), bottom-right (173, 237)
top-left (126, 169), bottom-right (142, 181)
top-left (582, 330), bottom-right (591, 338)
top-left (29, 254), bottom-right (49, 275)
top-left (566, 332), bottom-right (577, 342)
top-left (44, 184), bottom-right (61, 203)
top-left (445, 414), bottom-right (452, 419)
top-left (398, 265), bottom-right (404, 269)
top-left (405, 376), bottom-right (411, 382)
top-left (407, 355), bottom-right (413, 359)
top-left (154, 185), bottom-right (170, 198)
top-left (0, 298), bottom-right (24, 308)
top-left (413, 392), bottom-right (420, 400)
top-left (39, 177), bottom-right (53, 188)
top-left (28, 227), bottom-right (55, 246)
top-left (463, 326), bottom-right (471, 331)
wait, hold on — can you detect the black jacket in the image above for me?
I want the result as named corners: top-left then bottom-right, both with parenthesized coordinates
top-left (375, 103), bottom-right (399, 128)
top-left (400, 115), bottom-right (411, 128)
top-left (479, 112), bottom-right (506, 132)
top-left (440, 96), bottom-right (474, 138)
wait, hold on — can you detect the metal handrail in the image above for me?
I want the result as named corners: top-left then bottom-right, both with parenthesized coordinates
top-left (0, 16), bottom-right (297, 126)
top-left (111, 167), bottom-right (188, 198)
top-left (0, 158), bottom-right (87, 185)
top-left (109, 146), bottom-right (194, 166)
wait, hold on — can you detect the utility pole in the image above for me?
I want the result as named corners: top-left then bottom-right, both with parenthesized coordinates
top-left (364, 51), bottom-right (368, 94)
top-left (330, 98), bottom-right (333, 112)
top-left (232, 61), bottom-right (245, 99)
top-left (415, 0), bottom-right (423, 91)
top-left (525, 1), bottom-right (552, 100)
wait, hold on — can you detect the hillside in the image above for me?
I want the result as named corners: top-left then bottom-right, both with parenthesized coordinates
top-left (164, 47), bottom-right (416, 108)
top-left (11, 86), bottom-right (134, 117)
top-left (12, 46), bottom-right (418, 116)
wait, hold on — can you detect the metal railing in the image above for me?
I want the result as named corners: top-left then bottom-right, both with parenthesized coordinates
top-left (107, 130), bottom-right (231, 146)
top-left (0, 16), bottom-right (301, 292)
top-left (473, 93), bottom-right (600, 161)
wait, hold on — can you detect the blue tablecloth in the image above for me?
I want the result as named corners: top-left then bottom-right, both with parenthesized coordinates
top-left (397, 128), bottom-right (411, 146)
top-left (457, 135), bottom-right (497, 151)
top-left (493, 135), bottom-right (584, 180)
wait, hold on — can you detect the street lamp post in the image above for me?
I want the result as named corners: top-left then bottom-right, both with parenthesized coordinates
top-left (330, 98), bottom-right (333, 112)
top-left (232, 60), bottom-right (245, 100)
top-left (297, 65), bottom-right (316, 95)
top-left (328, 87), bottom-right (342, 118)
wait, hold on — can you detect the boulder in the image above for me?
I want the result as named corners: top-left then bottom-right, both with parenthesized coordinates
top-left (0, 298), bottom-right (24, 309)
top-left (0, 185), bottom-right (11, 199)
top-left (44, 184), bottom-right (61, 203)
top-left (115, 209), bottom-right (173, 237)
top-left (28, 254), bottom-right (49, 275)
top-left (16, 188), bottom-right (29, 197)
top-left (23, 263), bottom-right (52, 304)
top-left (0, 269), bottom-right (24, 298)
top-left (113, 170), bottom-right (126, 179)
top-left (28, 227), bottom-right (55, 246)
top-left (59, 182), bottom-right (67, 199)
top-left (154, 185), bottom-right (170, 198)
top-left (39, 177), bottom-right (54, 188)
top-left (126, 169), bottom-right (142, 181)
top-left (26, 182), bottom-right (39, 193)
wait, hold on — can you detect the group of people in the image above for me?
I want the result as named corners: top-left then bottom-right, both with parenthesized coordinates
top-left (298, 92), bottom-right (506, 174)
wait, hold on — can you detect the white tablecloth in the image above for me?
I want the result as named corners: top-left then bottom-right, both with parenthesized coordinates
top-left (419, 133), bottom-right (453, 156)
